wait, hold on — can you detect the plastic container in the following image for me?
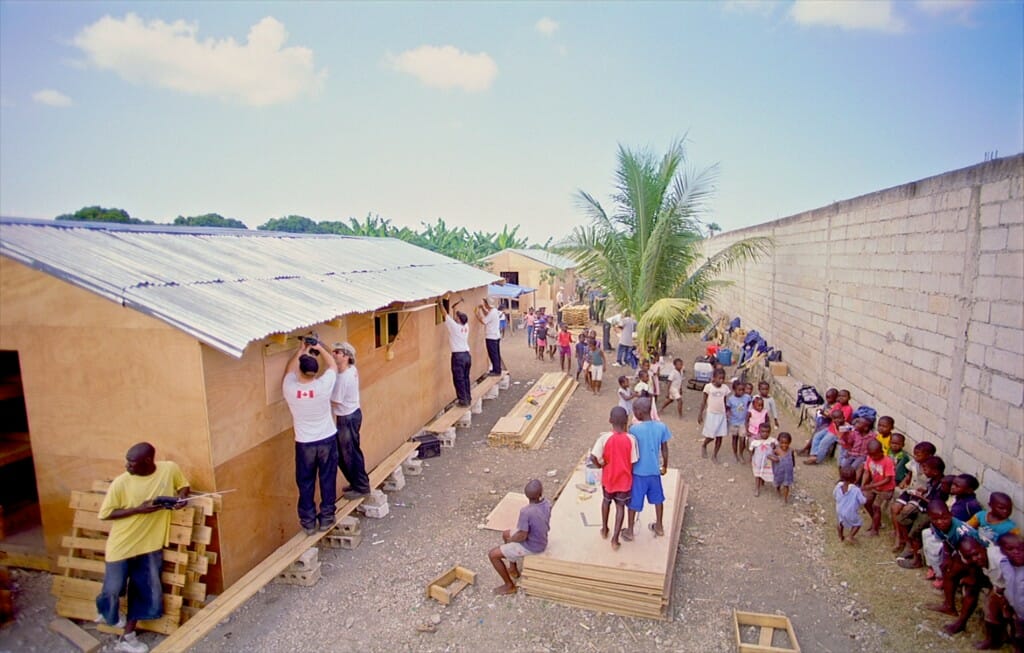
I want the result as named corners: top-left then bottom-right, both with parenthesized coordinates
top-left (717, 348), bottom-right (733, 366)
top-left (693, 361), bottom-right (714, 383)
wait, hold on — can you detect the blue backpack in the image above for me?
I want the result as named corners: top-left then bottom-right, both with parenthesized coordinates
top-left (851, 405), bottom-right (877, 427)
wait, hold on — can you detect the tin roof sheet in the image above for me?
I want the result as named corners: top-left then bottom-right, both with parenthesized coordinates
top-left (0, 218), bottom-right (499, 357)
top-left (483, 248), bottom-right (578, 270)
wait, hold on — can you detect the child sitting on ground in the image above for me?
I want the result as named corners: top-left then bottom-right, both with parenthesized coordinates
top-left (891, 440), bottom-right (937, 551)
top-left (896, 455), bottom-right (948, 569)
top-left (861, 439), bottom-right (896, 537)
top-left (834, 465), bottom-right (867, 543)
top-left (589, 406), bottom-right (638, 551)
top-left (770, 432), bottom-right (795, 504)
top-left (924, 500), bottom-right (983, 635)
top-left (660, 358), bottom-right (685, 419)
top-left (997, 532), bottom-right (1024, 652)
top-left (749, 422), bottom-right (776, 498)
top-left (875, 415), bottom-right (895, 456)
top-left (840, 416), bottom-right (876, 473)
top-left (950, 474), bottom-right (983, 522)
top-left (967, 492), bottom-right (1020, 545)
top-left (726, 380), bottom-right (751, 463)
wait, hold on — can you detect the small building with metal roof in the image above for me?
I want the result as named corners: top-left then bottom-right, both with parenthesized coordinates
top-left (0, 217), bottom-right (498, 588)
top-left (481, 248), bottom-right (578, 314)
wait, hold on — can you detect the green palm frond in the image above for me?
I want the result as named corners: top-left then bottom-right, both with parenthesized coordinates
top-left (636, 298), bottom-right (701, 350)
top-left (678, 236), bottom-right (773, 301)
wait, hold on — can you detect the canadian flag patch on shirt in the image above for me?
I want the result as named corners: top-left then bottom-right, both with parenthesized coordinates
top-left (297, 390), bottom-right (314, 398)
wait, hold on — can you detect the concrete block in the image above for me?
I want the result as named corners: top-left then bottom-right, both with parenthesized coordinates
top-left (972, 301), bottom-right (991, 323)
top-left (990, 374), bottom-right (1024, 407)
top-left (981, 203), bottom-right (1002, 228)
top-left (363, 489), bottom-right (387, 507)
top-left (383, 467), bottom-right (406, 491)
top-left (990, 302), bottom-right (1023, 329)
top-left (980, 226), bottom-right (1009, 252)
top-left (981, 179), bottom-right (1011, 204)
top-left (338, 515), bottom-right (361, 535)
top-left (969, 322), bottom-right (997, 347)
top-left (484, 385), bottom-right (499, 400)
top-left (289, 548), bottom-right (319, 573)
top-left (1000, 198), bottom-right (1024, 225)
top-left (438, 430), bottom-right (456, 448)
top-left (322, 533), bottom-right (362, 550)
top-left (456, 411), bottom-right (472, 428)
top-left (360, 503), bottom-right (390, 519)
top-left (276, 563), bottom-right (321, 587)
top-left (985, 346), bottom-right (1024, 378)
top-left (1008, 224), bottom-right (1022, 250)
top-left (975, 276), bottom-right (1003, 301)
top-left (1001, 277), bottom-right (1023, 302)
top-left (995, 252), bottom-right (1023, 277)
top-left (403, 458), bottom-right (424, 476)
top-left (499, 373), bottom-right (511, 390)
top-left (985, 422), bottom-right (1021, 456)
top-left (471, 398), bottom-right (483, 415)
top-left (981, 470), bottom-right (1024, 510)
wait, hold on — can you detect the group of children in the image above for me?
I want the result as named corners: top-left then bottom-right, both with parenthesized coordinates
top-left (694, 368), bottom-right (793, 501)
top-left (802, 387), bottom-right (1023, 650)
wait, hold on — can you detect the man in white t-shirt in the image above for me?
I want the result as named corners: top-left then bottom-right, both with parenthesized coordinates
top-left (440, 297), bottom-right (473, 406)
top-left (331, 342), bottom-right (370, 501)
top-left (283, 338), bottom-right (339, 535)
top-left (616, 310), bottom-right (638, 368)
top-left (476, 298), bottom-right (503, 376)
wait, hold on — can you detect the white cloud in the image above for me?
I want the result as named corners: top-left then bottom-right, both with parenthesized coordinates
top-left (72, 13), bottom-right (326, 106)
top-left (790, 0), bottom-right (905, 33)
top-left (387, 45), bottom-right (497, 92)
top-left (915, 0), bottom-right (976, 24)
top-left (535, 17), bottom-right (559, 36)
top-left (32, 89), bottom-right (73, 107)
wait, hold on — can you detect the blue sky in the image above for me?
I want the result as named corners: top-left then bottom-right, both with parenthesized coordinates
top-left (1, 1), bottom-right (1021, 242)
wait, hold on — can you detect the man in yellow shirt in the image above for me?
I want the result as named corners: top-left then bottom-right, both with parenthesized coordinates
top-left (97, 443), bottom-right (189, 653)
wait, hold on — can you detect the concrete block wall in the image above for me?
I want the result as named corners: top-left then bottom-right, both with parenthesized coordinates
top-left (706, 155), bottom-right (1024, 516)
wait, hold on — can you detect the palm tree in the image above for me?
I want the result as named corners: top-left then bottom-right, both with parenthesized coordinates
top-left (563, 139), bottom-right (770, 350)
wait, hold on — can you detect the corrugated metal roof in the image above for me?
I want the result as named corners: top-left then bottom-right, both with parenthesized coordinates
top-left (483, 248), bottom-right (578, 270)
top-left (0, 218), bottom-right (499, 358)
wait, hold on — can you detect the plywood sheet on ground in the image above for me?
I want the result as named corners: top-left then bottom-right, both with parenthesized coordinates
top-left (482, 493), bottom-right (528, 531)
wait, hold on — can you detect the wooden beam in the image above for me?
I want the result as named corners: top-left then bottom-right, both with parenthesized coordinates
top-left (49, 617), bottom-right (101, 653)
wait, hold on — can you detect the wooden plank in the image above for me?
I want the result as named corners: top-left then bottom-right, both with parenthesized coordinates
top-left (0, 545), bottom-right (53, 571)
top-left (151, 441), bottom-right (420, 653)
top-left (522, 379), bottom-right (578, 449)
top-left (490, 416), bottom-right (526, 436)
top-left (57, 555), bottom-right (187, 588)
top-left (482, 493), bottom-right (528, 531)
top-left (49, 617), bottom-right (101, 653)
top-left (424, 373), bottom-right (506, 433)
top-left (0, 439), bottom-right (32, 467)
top-left (758, 626), bottom-right (774, 647)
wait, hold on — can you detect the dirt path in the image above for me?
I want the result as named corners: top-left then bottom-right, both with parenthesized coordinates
top-left (0, 332), bottom-right (993, 652)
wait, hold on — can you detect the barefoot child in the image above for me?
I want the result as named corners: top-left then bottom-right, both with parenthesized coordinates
top-left (756, 381), bottom-right (780, 430)
top-left (659, 358), bottom-right (685, 418)
top-left (746, 395), bottom-right (768, 455)
top-left (557, 324), bottom-right (573, 373)
top-left (835, 466), bottom-right (867, 543)
top-left (697, 368), bottom-right (730, 462)
top-left (621, 398), bottom-right (671, 542)
top-left (726, 381), bottom-right (751, 462)
top-left (749, 422), bottom-right (776, 497)
top-left (997, 533), bottom-right (1024, 652)
top-left (488, 479), bottom-right (551, 595)
top-left (950, 474), bottom-right (983, 522)
top-left (574, 333), bottom-right (589, 381)
top-left (862, 439), bottom-right (896, 536)
top-left (589, 339), bottom-right (605, 395)
top-left (896, 455), bottom-right (948, 569)
top-left (634, 369), bottom-right (660, 421)
top-left (771, 432), bottom-right (795, 504)
top-left (967, 492), bottom-right (1020, 545)
top-left (616, 375), bottom-right (635, 415)
top-left (891, 440), bottom-right (937, 551)
top-left (589, 407), bottom-right (638, 550)
top-left (875, 415), bottom-right (895, 456)
top-left (534, 319), bottom-right (549, 361)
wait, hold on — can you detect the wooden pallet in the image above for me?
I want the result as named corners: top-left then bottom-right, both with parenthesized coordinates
top-left (488, 372), bottom-right (576, 449)
top-left (733, 610), bottom-right (801, 652)
top-left (559, 305), bottom-right (589, 328)
top-left (426, 566), bottom-right (475, 605)
top-left (424, 373), bottom-right (507, 434)
top-left (151, 440), bottom-right (419, 653)
top-left (51, 485), bottom-right (221, 636)
top-left (520, 463), bottom-right (688, 620)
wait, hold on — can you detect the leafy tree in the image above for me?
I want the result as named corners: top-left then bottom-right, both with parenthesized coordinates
top-left (56, 206), bottom-right (151, 224)
top-left (257, 215), bottom-right (320, 233)
top-left (173, 213), bottom-right (247, 229)
top-left (563, 140), bottom-right (770, 349)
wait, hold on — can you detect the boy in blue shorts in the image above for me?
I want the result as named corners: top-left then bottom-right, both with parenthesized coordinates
top-left (621, 397), bottom-right (671, 541)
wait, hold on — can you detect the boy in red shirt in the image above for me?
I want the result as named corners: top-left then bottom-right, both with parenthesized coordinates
top-left (862, 439), bottom-right (896, 536)
top-left (589, 406), bottom-right (638, 551)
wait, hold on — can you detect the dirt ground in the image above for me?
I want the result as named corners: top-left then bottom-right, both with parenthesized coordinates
top-left (0, 331), bottom-right (1011, 652)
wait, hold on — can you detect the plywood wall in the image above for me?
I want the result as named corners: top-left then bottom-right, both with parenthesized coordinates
top-left (485, 252), bottom-right (576, 313)
top-left (0, 258), bottom-right (215, 558)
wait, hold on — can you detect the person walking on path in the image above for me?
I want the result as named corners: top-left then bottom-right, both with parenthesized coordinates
top-left (331, 342), bottom-right (371, 500)
top-left (440, 297), bottom-right (472, 406)
top-left (476, 297), bottom-right (503, 376)
top-left (283, 338), bottom-right (339, 534)
top-left (97, 442), bottom-right (190, 653)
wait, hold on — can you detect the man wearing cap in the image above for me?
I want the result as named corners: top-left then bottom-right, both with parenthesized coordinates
top-left (475, 298), bottom-right (503, 376)
top-left (282, 338), bottom-right (339, 535)
top-left (331, 342), bottom-right (371, 499)
top-left (439, 297), bottom-right (472, 406)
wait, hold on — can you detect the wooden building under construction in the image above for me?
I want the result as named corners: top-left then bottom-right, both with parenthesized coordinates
top-left (481, 248), bottom-right (577, 314)
top-left (0, 218), bottom-right (497, 589)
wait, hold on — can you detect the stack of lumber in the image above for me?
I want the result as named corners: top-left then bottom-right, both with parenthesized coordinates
top-left (52, 482), bottom-right (222, 635)
top-left (559, 304), bottom-right (589, 327)
top-left (424, 372), bottom-right (507, 434)
top-left (520, 461), bottom-right (688, 619)
top-left (488, 372), bottom-right (576, 449)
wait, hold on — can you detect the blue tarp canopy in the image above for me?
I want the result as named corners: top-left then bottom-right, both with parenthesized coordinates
top-left (487, 283), bottom-right (536, 298)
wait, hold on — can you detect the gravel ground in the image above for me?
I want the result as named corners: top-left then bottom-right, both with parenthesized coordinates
top-left (0, 332), bottom-right (989, 652)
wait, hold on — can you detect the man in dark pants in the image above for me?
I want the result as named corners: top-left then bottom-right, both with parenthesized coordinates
top-left (331, 342), bottom-right (371, 500)
top-left (476, 297), bottom-right (502, 376)
top-left (440, 297), bottom-right (472, 406)
top-left (283, 338), bottom-right (339, 535)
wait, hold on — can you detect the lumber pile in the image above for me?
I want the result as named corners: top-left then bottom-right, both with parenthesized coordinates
top-left (52, 482), bottom-right (222, 635)
top-left (520, 462), bottom-right (688, 619)
top-left (559, 304), bottom-right (589, 327)
top-left (488, 372), bottom-right (576, 449)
